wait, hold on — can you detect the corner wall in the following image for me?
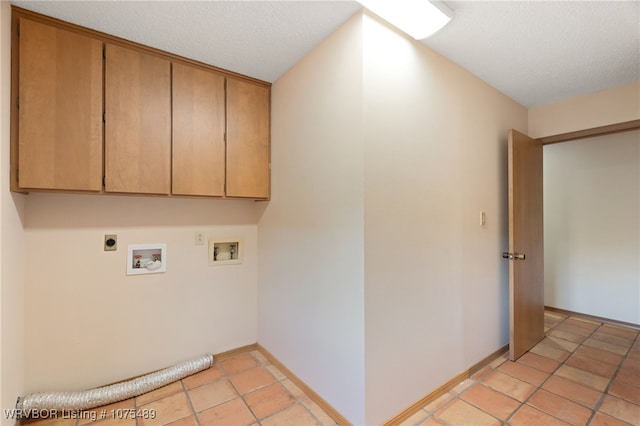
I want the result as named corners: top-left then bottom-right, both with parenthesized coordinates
top-left (1, 1), bottom-right (27, 423)
top-left (362, 13), bottom-right (527, 424)
top-left (258, 13), bottom-right (366, 425)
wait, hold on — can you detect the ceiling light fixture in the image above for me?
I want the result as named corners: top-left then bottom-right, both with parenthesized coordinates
top-left (357, 0), bottom-right (453, 40)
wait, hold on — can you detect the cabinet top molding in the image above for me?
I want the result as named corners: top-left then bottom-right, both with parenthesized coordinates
top-left (11, 6), bottom-right (272, 88)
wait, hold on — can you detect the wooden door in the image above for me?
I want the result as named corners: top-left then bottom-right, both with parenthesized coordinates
top-left (507, 129), bottom-right (545, 360)
top-left (172, 63), bottom-right (225, 196)
top-left (17, 18), bottom-right (103, 191)
top-left (226, 78), bottom-right (270, 199)
top-left (105, 44), bottom-right (171, 194)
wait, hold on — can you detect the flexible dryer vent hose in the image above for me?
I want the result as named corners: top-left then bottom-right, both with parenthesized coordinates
top-left (16, 354), bottom-right (213, 417)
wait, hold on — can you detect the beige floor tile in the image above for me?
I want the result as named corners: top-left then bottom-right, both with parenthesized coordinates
top-left (598, 324), bottom-right (639, 341)
top-left (260, 403), bottom-right (319, 426)
top-left (165, 415), bottom-right (198, 426)
top-left (265, 364), bottom-right (287, 381)
top-left (583, 338), bottom-right (629, 356)
top-left (219, 354), bottom-right (260, 375)
top-left (591, 332), bottom-right (634, 349)
top-left (417, 417), bottom-right (447, 426)
top-left (136, 381), bottom-right (184, 406)
top-left (574, 345), bottom-right (624, 367)
top-left (599, 395), bottom-right (640, 425)
top-left (244, 383), bottom-right (295, 420)
top-left (615, 367), bottom-right (640, 387)
top-left (621, 357), bottom-right (640, 375)
top-left (508, 404), bottom-right (570, 425)
top-left (229, 366), bottom-right (276, 395)
top-left (608, 380), bottom-right (640, 405)
top-left (530, 341), bottom-right (571, 362)
top-left (527, 389), bottom-right (592, 425)
top-left (541, 375), bottom-right (602, 409)
top-left (397, 409), bottom-right (429, 426)
top-left (423, 392), bottom-right (454, 413)
top-left (450, 378), bottom-right (475, 395)
top-left (481, 370), bottom-right (536, 402)
top-left (181, 366), bottom-right (225, 389)
top-left (281, 378), bottom-right (307, 400)
top-left (517, 352), bottom-right (561, 373)
top-left (187, 378), bottom-right (238, 412)
top-left (459, 383), bottom-right (520, 420)
top-left (553, 324), bottom-right (595, 338)
top-left (435, 399), bottom-right (500, 426)
top-left (548, 329), bottom-right (588, 344)
top-left (300, 397), bottom-right (339, 426)
top-left (555, 365), bottom-right (610, 391)
top-left (250, 350), bottom-right (270, 365)
top-left (197, 398), bottom-right (256, 426)
top-left (545, 336), bottom-right (580, 352)
top-left (589, 411), bottom-right (631, 426)
top-left (138, 392), bottom-right (193, 426)
top-left (498, 360), bottom-right (550, 386)
top-left (565, 353), bottom-right (618, 378)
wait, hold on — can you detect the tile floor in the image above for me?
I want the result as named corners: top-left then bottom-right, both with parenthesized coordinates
top-left (23, 311), bottom-right (640, 426)
top-left (24, 350), bottom-right (337, 426)
top-left (400, 311), bottom-right (640, 426)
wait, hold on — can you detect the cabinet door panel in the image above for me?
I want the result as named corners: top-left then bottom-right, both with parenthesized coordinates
top-left (105, 44), bottom-right (171, 194)
top-left (226, 79), bottom-right (270, 199)
top-left (172, 63), bottom-right (225, 196)
top-left (18, 18), bottom-right (103, 191)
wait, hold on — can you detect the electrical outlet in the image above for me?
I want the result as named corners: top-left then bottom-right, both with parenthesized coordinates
top-left (195, 232), bottom-right (205, 245)
top-left (104, 234), bottom-right (117, 251)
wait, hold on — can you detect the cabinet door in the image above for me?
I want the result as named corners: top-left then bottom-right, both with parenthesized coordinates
top-left (105, 44), bottom-right (171, 194)
top-left (18, 18), bottom-right (103, 191)
top-left (226, 78), bottom-right (270, 199)
top-left (172, 63), bottom-right (225, 196)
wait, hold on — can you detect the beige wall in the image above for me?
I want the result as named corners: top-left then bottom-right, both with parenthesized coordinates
top-left (23, 193), bottom-right (261, 393)
top-left (362, 13), bottom-right (527, 424)
top-left (258, 13), bottom-right (366, 424)
top-left (528, 81), bottom-right (640, 138)
top-left (1, 1), bottom-right (27, 423)
top-left (262, 10), bottom-right (528, 425)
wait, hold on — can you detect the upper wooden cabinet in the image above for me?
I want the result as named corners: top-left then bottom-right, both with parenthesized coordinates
top-left (11, 8), bottom-right (270, 199)
top-left (105, 44), bottom-right (171, 194)
top-left (172, 63), bottom-right (225, 197)
top-left (226, 78), bottom-right (271, 199)
top-left (15, 18), bottom-right (103, 191)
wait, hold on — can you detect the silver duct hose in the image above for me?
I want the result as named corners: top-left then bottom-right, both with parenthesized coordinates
top-left (16, 354), bottom-right (213, 417)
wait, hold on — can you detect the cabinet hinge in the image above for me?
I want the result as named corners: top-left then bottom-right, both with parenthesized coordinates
top-left (16, 169), bottom-right (19, 182)
top-left (103, 45), bottom-right (106, 59)
top-left (16, 97), bottom-right (19, 109)
top-left (16, 23), bottom-right (19, 37)
top-left (102, 176), bottom-right (106, 187)
top-left (103, 112), bottom-right (105, 123)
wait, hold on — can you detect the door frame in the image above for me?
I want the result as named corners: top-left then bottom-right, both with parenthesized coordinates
top-left (511, 118), bottom-right (639, 355)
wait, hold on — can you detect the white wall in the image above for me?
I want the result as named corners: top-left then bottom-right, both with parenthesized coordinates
top-left (544, 131), bottom-right (639, 324)
top-left (258, 13), bottom-right (366, 425)
top-left (361, 13), bottom-right (527, 424)
top-left (23, 193), bottom-right (260, 392)
top-left (1, 1), bottom-right (27, 423)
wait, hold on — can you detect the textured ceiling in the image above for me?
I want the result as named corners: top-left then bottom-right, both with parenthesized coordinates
top-left (10, 1), bottom-right (640, 107)
top-left (423, 1), bottom-right (640, 107)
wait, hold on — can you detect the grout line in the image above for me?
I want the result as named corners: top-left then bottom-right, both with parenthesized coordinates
top-left (180, 377), bottom-right (201, 426)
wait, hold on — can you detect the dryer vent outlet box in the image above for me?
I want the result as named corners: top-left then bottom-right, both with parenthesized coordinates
top-left (209, 239), bottom-right (243, 266)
